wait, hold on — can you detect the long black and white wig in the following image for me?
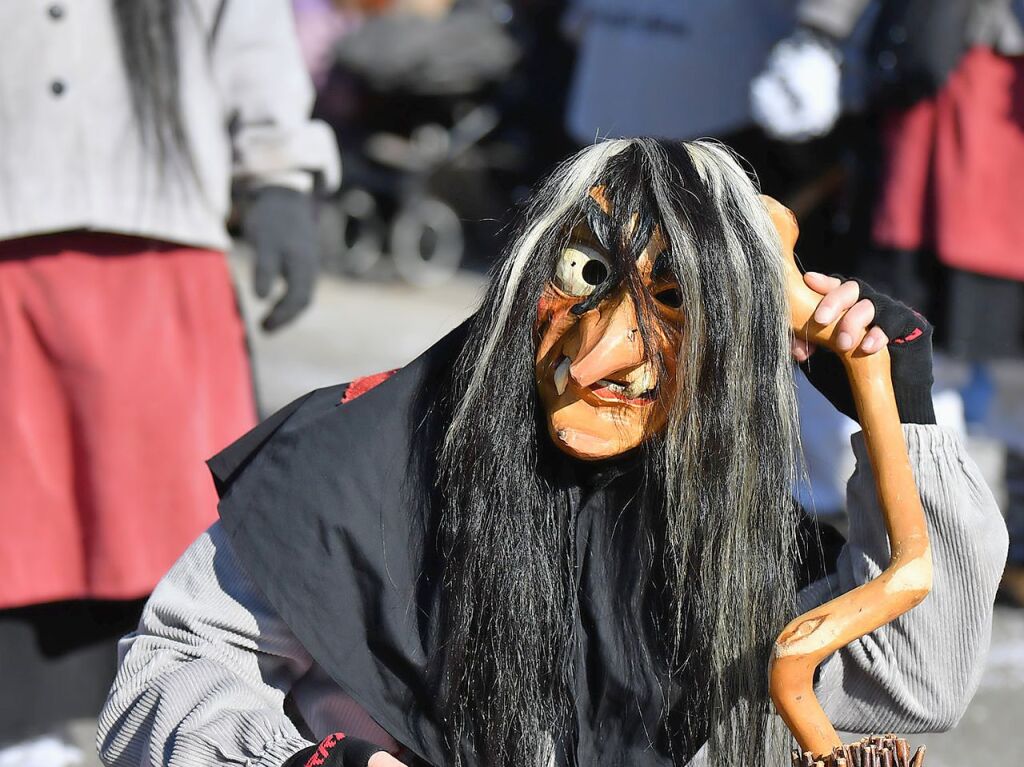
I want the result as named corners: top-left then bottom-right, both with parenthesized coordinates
top-left (435, 139), bottom-right (802, 767)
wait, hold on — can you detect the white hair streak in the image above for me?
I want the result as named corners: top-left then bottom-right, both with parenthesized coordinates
top-left (449, 139), bottom-right (631, 437)
top-left (684, 140), bottom-right (784, 267)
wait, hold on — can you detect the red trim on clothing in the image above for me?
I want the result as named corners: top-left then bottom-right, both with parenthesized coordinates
top-left (893, 327), bottom-right (924, 345)
top-left (305, 733), bottom-right (347, 767)
top-left (341, 370), bottom-right (399, 403)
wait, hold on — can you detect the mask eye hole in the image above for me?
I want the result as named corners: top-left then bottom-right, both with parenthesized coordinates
top-left (554, 244), bottom-right (611, 296)
top-left (654, 287), bottom-right (682, 309)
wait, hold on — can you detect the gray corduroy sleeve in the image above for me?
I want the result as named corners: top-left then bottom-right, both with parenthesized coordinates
top-left (688, 425), bottom-right (1006, 767)
top-left (96, 524), bottom-right (315, 767)
top-left (801, 424), bottom-right (1008, 733)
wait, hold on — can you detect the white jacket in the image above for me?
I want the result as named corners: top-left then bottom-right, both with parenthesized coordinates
top-left (0, 0), bottom-right (340, 251)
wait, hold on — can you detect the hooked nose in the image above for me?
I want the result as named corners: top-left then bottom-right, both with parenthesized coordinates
top-left (569, 293), bottom-right (645, 388)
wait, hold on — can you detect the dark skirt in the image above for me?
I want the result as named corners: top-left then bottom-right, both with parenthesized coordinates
top-left (945, 268), bottom-right (1024, 360)
top-left (0, 599), bottom-right (144, 741)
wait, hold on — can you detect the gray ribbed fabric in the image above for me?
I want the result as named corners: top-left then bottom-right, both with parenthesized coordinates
top-left (804, 426), bottom-right (1007, 732)
top-left (97, 425), bottom-right (1008, 767)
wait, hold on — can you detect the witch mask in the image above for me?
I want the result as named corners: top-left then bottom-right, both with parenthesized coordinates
top-left (534, 186), bottom-right (685, 460)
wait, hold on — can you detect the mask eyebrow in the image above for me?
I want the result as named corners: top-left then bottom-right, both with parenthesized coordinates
top-left (651, 251), bottom-right (676, 282)
top-left (585, 197), bottom-right (613, 252)
top-left (567, 221), bottom-right (604, 253)
top-left (627, 208), bottom-right (656, 264)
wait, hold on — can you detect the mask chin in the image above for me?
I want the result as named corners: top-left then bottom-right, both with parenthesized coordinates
top-left (540, 385), bottom-right (657, 460)
top-left (547, 418), bottom-right (644, 461)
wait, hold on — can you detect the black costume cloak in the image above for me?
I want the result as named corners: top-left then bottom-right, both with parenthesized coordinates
top-left (210, 323), bottom-right (842, 767)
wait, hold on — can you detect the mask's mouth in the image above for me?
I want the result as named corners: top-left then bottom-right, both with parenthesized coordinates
top-left (552, 355), bottom-right (657, 405)
top-left (589, 378), bottom-right (658, 404)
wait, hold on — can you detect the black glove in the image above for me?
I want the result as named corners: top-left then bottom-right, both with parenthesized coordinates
top-left (242, 186), bottom-right (320, 332)
top-left (801, 277), bottom-right (936, 425)
top-left (282, 733), bottom-right (387, 767)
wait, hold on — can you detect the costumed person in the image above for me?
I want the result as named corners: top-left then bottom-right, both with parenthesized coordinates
top-left (752, 0), bottom-right (1024, 604)
top-left (97, 140), bottom-right (1005, 767)
top-left (0, 1), bottom-right (340, 763)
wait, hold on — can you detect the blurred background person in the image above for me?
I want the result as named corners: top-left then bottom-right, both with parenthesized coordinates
top-left (565, 0), bottom-right (795, 143)
top-left (0, 1), bottom-right (338, 764)
top-left (754, 0), bottom-right (1024, 604)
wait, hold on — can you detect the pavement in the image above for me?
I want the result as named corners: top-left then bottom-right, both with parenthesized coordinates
top-left (234, 251), bottom-right (487, 415)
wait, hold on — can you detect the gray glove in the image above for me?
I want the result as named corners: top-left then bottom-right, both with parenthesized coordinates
top-left (242, 186), bottom-right (320, 332)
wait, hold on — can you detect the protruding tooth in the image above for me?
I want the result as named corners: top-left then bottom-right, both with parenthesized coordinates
top-left (553, 356), bottom-right (571, 396)
top-left (625, 367), bottom-right (655, 399)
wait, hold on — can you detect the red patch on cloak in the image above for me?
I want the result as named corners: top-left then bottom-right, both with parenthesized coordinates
top-left (341, 369), bottom-right (399, 403)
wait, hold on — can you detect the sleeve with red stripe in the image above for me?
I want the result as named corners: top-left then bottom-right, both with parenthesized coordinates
top-left (282, 733), bottom-right (387, 767)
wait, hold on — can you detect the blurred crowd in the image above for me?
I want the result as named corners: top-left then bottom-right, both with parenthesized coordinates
top-left (1, 0), bottom-right (1022, 765)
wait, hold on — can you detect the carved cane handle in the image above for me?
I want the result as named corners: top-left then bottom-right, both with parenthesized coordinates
top-left (761, 197), bottom-right (933, 758)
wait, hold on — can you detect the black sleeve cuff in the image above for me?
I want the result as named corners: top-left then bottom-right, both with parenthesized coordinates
top-left (894, 383), bottom-right (936, 425)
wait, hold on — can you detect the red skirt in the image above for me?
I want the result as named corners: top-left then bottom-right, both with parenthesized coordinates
top-left (0, 233), bottom-right (256, 609)
top-left (872, 47), bottom-right (1024, 281)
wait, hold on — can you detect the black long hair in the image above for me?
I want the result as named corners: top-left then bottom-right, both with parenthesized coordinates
top-left (435, 139), bottom-right (802, 767)
top-left (112, 0), bottom-right (192, 169)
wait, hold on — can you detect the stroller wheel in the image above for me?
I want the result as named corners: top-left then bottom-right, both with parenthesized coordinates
top-left (319, 188), bottom-right (385, 277)
top-left (391, 196), bottom-right (464, 286)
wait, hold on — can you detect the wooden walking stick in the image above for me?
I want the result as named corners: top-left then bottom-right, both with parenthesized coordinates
top-left (761, 197), bottom-right (933, 767)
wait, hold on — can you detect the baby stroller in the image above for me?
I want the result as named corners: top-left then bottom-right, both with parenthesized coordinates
top-left (314, 2), bottom-right (524, 285)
